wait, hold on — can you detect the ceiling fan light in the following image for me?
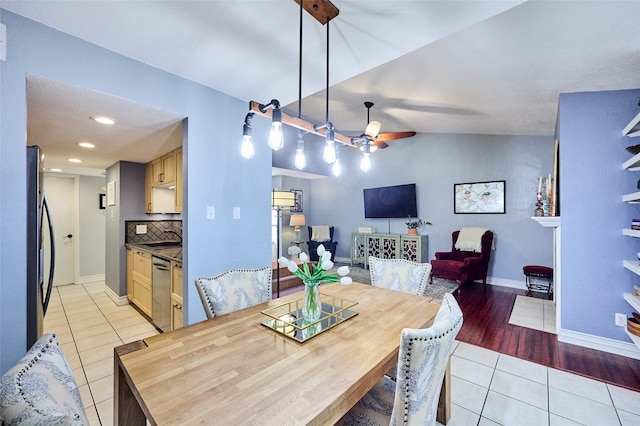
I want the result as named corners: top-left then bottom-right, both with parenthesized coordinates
top-left (360, 153), bottom-right (371, 172)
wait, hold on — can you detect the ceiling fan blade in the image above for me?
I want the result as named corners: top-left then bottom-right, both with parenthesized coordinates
top-left (375, 131), bottom-right (416, 141)
top-left (365, 120), bottom-right (381, 138)
top-left (372, 140), bottom-right (389, 149)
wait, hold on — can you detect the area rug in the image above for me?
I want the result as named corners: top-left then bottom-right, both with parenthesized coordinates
top-left (333, 262), bottom-right (458, 301)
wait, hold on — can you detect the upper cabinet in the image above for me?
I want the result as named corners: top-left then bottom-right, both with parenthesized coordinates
top-left (151, 150), bottom-right (177, 186)
top-left (145, 147), bottom-right (182, 213)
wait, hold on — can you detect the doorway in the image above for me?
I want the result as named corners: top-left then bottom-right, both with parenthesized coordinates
top-left (42, 174), bottom-right (77, 286)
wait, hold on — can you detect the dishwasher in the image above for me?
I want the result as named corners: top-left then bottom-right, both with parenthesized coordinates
top-left (152, 256), bottom-right (171, 332)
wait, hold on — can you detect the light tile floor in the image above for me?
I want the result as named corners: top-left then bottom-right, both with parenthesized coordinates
top-left (45, 282), bottom-right (640, 426)
top-left (508, 294), bottom-right (556, 333)
top-left (43, 281), bottom-right (159, 426)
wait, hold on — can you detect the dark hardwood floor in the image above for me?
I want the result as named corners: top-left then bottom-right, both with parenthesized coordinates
top-left (454, 282), bottom-right (640, 392)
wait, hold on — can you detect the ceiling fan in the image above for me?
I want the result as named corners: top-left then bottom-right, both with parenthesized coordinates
top-left (350, 101), bottom-right (416, 149)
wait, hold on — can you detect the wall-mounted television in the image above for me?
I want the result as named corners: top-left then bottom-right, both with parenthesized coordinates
top-left (363, 183), bottom-right (418, 219)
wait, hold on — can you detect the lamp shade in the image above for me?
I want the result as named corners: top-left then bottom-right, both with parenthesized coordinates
top-left (272, 191), bottom-right (295, 208)
top-left (289, 214), bottom-right (306, 227)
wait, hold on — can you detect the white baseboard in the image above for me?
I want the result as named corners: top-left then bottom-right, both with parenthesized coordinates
top-left (558, 328), bottom-right (640, 360)
top-left (79, 274), bottom-right (105, 284)
top-left (487, 276), bottom-right (527, 291)
top-left (104, 284), bottom-right (129, 306)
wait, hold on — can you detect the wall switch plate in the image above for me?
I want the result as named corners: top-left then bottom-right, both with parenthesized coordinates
top-left (233, 207), bottom-right (240, 219)
top-left (615, 313), bottom-right (627, 326)
top-left (136, 224), bottom-right (147, 234)
top-left (207, 206), bottom-right (215, 220)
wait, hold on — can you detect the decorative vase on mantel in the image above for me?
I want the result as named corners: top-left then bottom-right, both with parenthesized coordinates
top-left (302, 281), bottom-right (322, 322)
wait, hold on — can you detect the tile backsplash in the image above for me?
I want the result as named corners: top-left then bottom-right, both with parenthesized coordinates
top-left (125, 220), bottom-right (182, 244)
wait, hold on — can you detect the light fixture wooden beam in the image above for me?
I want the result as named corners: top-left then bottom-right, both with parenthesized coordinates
top-left (293, 0), bottom-right (339, 24)
top-left (249, 101), bottom-right (356, 148)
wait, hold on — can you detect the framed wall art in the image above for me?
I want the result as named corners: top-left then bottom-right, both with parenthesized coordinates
top-left (107, 181), bottom-right (116, 206)
top-left (454, 180), bottom-right (506, 214)
top-left (290, 189), bottom-right (303, 213)
top-left (99, 194), bottom-right (106, 209)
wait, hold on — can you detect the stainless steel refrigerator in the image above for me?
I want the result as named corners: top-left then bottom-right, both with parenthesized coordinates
top-left (26, 145), bottom-right (55, 348)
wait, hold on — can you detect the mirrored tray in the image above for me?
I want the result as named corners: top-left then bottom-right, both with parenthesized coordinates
top-left (261, 293), bottom-right (358, 343)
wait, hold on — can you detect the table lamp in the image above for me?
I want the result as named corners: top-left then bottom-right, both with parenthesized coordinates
top-left (289, 214), bottom-right (306, 242)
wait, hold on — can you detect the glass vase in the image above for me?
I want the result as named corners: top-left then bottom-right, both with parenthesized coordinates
top-left (302, 281), bottom-right (322, 322)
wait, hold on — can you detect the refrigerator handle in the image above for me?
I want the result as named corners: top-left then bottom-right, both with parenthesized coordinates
top-left (40, 193), bottom-right (55, 315)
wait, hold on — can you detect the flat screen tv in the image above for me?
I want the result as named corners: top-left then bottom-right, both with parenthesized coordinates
top-left (363, 183), bottom-right (418, 219)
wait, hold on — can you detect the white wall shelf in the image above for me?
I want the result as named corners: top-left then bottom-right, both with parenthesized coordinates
top-left (624, 292), bottom-right (640, 311)
top-left (623, 229), bottom-right (640, 238)
top-left (622, 111), bottom-right (640, 137)
top-left (623, 152), bottom-right (640, 170)
top-left (623, 192), bottom-right (640, 203)
top-left (623, 260), bottom-right (640, 276)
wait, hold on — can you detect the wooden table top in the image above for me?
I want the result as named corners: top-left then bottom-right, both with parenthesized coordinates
top-left (116, 283), bottom-right (440, 425)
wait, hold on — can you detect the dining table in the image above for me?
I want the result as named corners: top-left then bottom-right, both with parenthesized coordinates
top-left (114, 282), bottom-right (449, 425)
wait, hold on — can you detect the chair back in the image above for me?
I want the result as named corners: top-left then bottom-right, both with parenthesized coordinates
top-left (369, 256), bottom-right (432, 296)
top-left (195, 266), bottom-right (272, 318)
top-left (451, 230), bottom-right (493, 265)
top-left (391, 293), bottom-right (463, 425)
top-left (0, 333), bottom-right (88, 425)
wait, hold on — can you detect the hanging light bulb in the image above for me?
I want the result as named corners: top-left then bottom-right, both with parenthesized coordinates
top-left (268, 105), bottom-right (284, 151)
top-left (323, 124), bottom-right (336, 163)
top-left (241, 113), bottom-right (255, 159)
top-left (294, 132), bottom-right (306, 170)
top-left (360, 142), bottom-right (372, 172)
top-left (332, 145), bottom-right (342, 176)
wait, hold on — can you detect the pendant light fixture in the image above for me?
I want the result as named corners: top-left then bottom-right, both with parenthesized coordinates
top-left (244, 1), bottom-right (352, 167)
top-left (332, 144), bottom-right (342, 176)
top-left (240, 112), bottom-right (254, 159)
top-left (314, 13), bottom-right (335, 164)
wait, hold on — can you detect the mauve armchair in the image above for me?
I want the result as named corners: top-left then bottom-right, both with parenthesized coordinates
top-left (430, 229), bottom-right (494, 291)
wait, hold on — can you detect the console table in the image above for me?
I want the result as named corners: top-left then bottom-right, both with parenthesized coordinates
top-left (351, 232), bottom-right (428, 267)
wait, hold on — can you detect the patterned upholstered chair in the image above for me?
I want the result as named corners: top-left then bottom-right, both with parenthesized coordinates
top-left (369, 256), bottom-right (432, 296)
top-left (0, 333), bottom-right (88, 425)
top-left (195, 266), bottom-right (272, 318)
top-left (336, 293), bottom-right (463, 426)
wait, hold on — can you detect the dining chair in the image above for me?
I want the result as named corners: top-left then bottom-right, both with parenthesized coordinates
top-left (0, 333), bottom-right (88, 425)
top-left (336, 293), bottom-right (463, 426)
top-left (369, 256), bottom-right (432, 296)
top-left (195, 266), bottom-right (272, 318)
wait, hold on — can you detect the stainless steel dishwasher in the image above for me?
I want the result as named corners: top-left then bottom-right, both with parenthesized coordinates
top-left (152, 256), bottom-right (171, 332)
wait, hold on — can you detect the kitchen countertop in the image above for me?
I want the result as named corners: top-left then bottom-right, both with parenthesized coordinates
top-left (126, 243), bottom-right (182, 262)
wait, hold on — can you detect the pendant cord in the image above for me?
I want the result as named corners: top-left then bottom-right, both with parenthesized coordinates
top-left (298, 0), bottom-right (303, 119)
top-left (325, 17), bottom-right (330, 124)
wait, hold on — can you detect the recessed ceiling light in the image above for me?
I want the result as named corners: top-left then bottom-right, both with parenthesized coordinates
top-left (91, 116), bottom-right (115, 125)
top-left (50, 168), bottom-right (62, 172)
top-left (78, 142), bottom-right (95, 149)
top-left (68, 158), bottom-right (82, 163)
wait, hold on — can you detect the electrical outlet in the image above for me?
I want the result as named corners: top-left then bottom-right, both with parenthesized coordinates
top-left (615, 313), bottom-right (627, 327)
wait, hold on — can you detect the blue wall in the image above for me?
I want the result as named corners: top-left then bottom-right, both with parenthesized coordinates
top-left (559, 89), bottom-right (640, 341)
top-left (302, 133), bottom-right (555, 283)
top-left (0, 10), bottom-right (273, 373)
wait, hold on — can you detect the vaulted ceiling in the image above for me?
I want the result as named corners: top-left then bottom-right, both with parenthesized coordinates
top-left (3, 1), bottom-right (640, 174)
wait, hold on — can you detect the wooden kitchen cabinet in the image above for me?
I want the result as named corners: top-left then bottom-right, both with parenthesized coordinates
top-left (126, 248), bottom-right (134, 301)
top-left (130, 250), bottom-right (152, 317)
top-left (151, 150), bottom-right (176, 186)
top-left (174, 147), bottom-right (183, 212)
top-left (171, 261), bottom-right (183, 329)
top-left (145, 162), bottom-right (153, 213)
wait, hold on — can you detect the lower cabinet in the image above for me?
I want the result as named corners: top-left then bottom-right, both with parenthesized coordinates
top-left (171, 261), bottom-right (183, 330)
top-left (351, 233), bottom-right (429, 267)
top-left (130, 250), bottom-right (152, 317)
